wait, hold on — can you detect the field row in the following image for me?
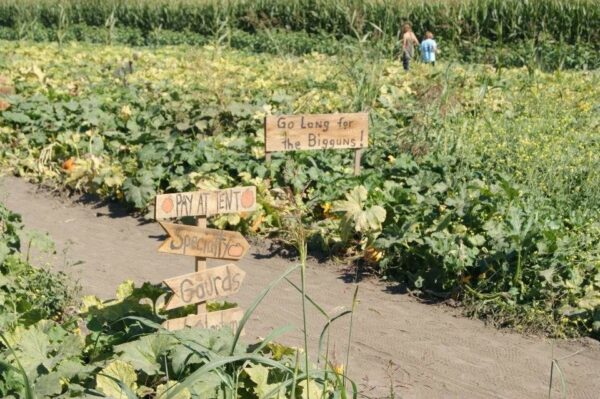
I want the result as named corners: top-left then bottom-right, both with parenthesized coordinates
top-left (2, 0), bottom-right (598, 45)
top-left (1, 24), bottom-right (598, 71)
top-left (1, 41), bottom-right (599, 337)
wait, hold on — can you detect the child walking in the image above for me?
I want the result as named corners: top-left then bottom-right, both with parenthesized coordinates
top-left (401, 23), bottom-right (419, 71)
top-left (420, 31), bottom-right (438, 66)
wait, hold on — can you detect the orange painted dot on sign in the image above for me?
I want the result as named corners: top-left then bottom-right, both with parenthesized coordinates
top-left (241, 188), bottom-right (254, 209)
top-left (227, 243), bottom-right (245, 258)
top-left (162, 197), bottom-right (174, 214)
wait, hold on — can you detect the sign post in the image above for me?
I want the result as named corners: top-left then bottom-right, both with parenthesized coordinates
top-left (264, 112), bottom-right (368, 176)
top-left (196, 216), bottom-right (207, 314)
top-left (155, 186), bottom-right (255, 332)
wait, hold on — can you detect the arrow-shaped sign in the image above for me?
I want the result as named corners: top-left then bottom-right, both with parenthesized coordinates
top-left (163, 307), bottom-right (245, 334)
top-left (163, 264), bottom-right (246, 310)
top-left (158, 222), bottom-right (250, 260)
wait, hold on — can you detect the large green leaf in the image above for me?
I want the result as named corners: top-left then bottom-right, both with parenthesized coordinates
top-left (298, 379), bottom-right (324, 399)
top-left (13, 326), bottom-right (50, 377)
top-left (245, 364), bottom-right (286, 399)
top-left (333, 185), bottom-right (386, 233)
top-left (34, 371), bottom-right (63, 397)
top-left (1, 111), bottom-right (32, 124)
top-left (156, 381), bottom-right (191, 399)
top-left (96, 360), bottom-right (138, 399)
top-left (122, 175), bottom-right (156, 209)
top-left (116, 333), bottom-right (176, 375)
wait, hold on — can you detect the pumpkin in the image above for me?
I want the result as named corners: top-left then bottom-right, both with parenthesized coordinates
top-left (62, 157), bottom-right (75, 171)
top-left (0, 76), bottom-right (15, 95)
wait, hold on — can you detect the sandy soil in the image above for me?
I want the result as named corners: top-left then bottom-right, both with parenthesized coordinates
top-left (1, 175), bottom-right (599, 399)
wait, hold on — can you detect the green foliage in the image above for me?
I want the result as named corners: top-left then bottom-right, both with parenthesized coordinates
top-left (0, 0), bottom-right (597, 46)
top-left (0, 201), bottom-right (21, 261)
top-left (0, 205), bottom-right (76, 331)
top-left (0, 35), bottom-right (598, 338)
top-left (365, 151), bottom-right (600, 337)
top-left (0, 20), bottom-right (596, 399)
top-left (0, 264), bottom-right (355, 398)
top-left (0, 0), bottom-right (598, 69)
top-left (332, 185), bottom-right (386, 247)
top-left (0, 204), bottom-right (357, 397)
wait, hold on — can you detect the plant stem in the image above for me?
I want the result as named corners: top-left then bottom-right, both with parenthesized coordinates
top-left (514, 249), bottom-right (522, 290)
top-left (344, 285), bottom-right (359, 388)
top-left (300, 241), bottom-right (310, 399)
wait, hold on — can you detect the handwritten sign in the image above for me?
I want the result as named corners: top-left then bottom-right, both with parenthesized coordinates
top-left (158, 222), bottom-right (250, 260)
top-left (163, 307), bottom-right (244, 333)
top-left (164, 264), bottom-right (246, 310)
top-left (265, 113), bottom-right (368, 152)
top-left (155, 186), bottom-right (256, 220)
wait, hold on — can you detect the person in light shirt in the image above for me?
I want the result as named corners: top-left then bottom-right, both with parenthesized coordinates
top-left (401, 23), bottom-right (419, 71)
top-left (420, 31), bottom-right (438, 66)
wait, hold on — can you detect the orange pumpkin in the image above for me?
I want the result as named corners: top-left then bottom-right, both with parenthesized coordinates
top-left (62, 157), bottom-right (75, 171)
top-left (0, 87), bottom-right (14, 95)
top-left (0, 76), bottom-right (15, 96)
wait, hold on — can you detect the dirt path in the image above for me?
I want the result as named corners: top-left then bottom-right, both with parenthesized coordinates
top-left (1, 175), bottom-right (599, 399)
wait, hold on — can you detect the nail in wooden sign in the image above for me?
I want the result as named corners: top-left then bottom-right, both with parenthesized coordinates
top-left (158, 222), bottom-right (250, 260)
top-left (155, 186), bottom-right (257, 220)
top-left (265, 112), bottom-right (368, 152)
top-left (162, 307), bottom-right (245, 333)
top-left (164, 264), bottom-right (246, 310)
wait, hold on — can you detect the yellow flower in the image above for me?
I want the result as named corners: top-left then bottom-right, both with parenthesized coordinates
top-left (322, 202), bottom-right (333, 217)
top-left (333, 363), bottom-right (344, 375)
top-left (577, 101), bottom-right (591, 112)
top-left (364, 246), bottom-right (384, 264)
top-left (119, 104), bottom-right (132, 120)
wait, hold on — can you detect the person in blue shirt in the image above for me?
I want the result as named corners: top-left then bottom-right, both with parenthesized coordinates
top-left (420, 31), bottom-right (438, 66)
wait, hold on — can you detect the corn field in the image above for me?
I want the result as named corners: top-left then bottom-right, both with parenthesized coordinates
top-left (0, 0), bottom-right (598, 46)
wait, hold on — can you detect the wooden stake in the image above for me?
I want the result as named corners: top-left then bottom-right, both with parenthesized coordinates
top-left (196, 216), bottom-right (207, 314)
top-left (354, 148), bottom-right (362, 176)
top-left (265, 152), bottom-right (272, 187)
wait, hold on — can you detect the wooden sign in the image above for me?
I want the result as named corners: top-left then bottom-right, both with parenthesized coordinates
top-left (155, 186), bottom-right (257, 220)
top-left (164, 264), bottom-right (246, 310)
top-left (265, 113), bottom-right (368, 152)
top-left (163, 307), bottom-right (244, 333)
top-left (158, 222), bottom-right (250, 260)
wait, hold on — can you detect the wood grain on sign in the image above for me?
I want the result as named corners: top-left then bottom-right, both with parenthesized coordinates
top-left (163, 307), bottom-right (244, 334)
top-left (195, 216), bottom-right (208, 314)
top-left (164, 264), bottom-right (246, 310)
top-left (158, 222), bottom-right (250, 260)
top-left (155, 186), bottom-right (257, 220)
top-left (265, 113), bottom-right (368, 152)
